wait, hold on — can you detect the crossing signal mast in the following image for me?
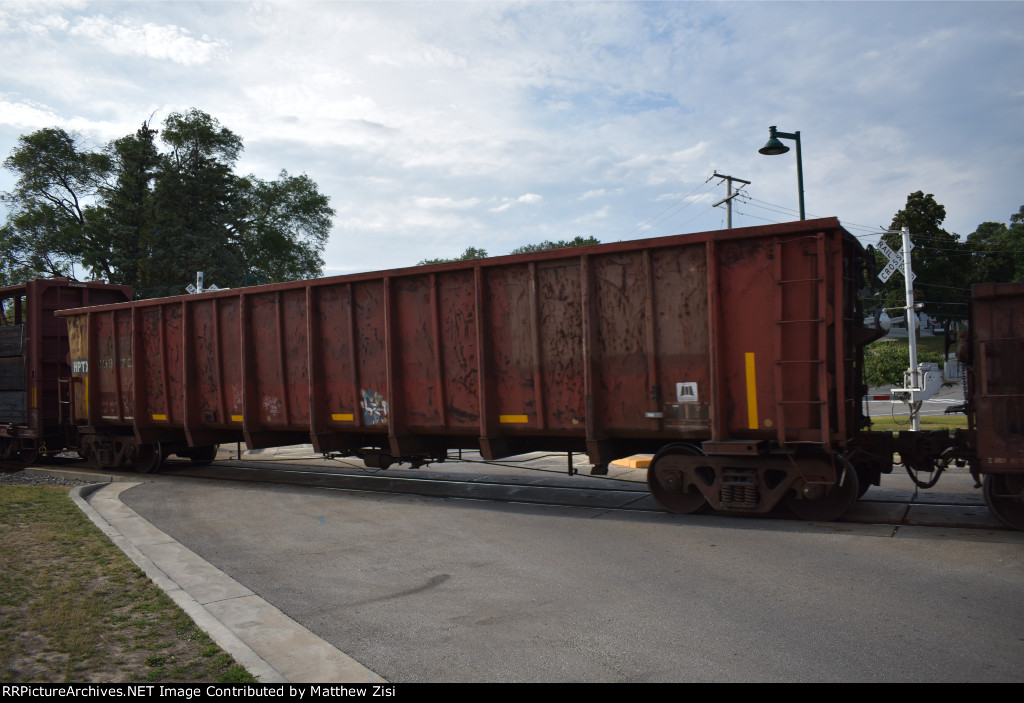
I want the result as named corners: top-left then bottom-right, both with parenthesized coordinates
top-left (186, 271), bottom-right (225, 295)
top-left (877, 227), bottom-right (942, 430)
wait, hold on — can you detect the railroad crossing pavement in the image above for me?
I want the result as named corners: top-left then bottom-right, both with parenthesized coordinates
top-left (22, 446), bottom-right (1021, 682)
top-left (70, 480), bottom-right (387, 684)
top-left (107, 469), bottom-right (1024, 682)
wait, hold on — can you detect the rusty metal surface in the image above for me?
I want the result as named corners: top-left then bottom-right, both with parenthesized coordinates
top-left (969, 282), bottom-right (1024, 472)
top-left (0, 278), bottom-right (130, 449)
top-left (58, 218), bottom-right (865, 468)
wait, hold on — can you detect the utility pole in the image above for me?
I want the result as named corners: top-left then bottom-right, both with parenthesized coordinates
top-left (712, 172), bottom-right (751, 229)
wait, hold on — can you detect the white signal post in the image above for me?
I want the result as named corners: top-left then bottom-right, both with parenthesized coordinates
top-left (877, 227), bottom-right (933, 431)
top-left (186, 271), bottom-right (224, 295)
top-left (899, 226), bottom-right (919, 423)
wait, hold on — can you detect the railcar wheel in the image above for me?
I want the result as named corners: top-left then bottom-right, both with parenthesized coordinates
top-left (20, 441), bottom-right (41, 466)
top-left (187, 445), bottom-right (218, 466)
top-left (84, 445), bottom-right (103, 470)
top-left (647, 444), bottom-right (709, 514)
top-left (132, 443), bottom-right (163, 474)
top-left (0, 438), bottom-right (16, 461)
top-left (983, 473), bottom-right (1024, 530)
top-left (784, 455), bottom-right (859, 522)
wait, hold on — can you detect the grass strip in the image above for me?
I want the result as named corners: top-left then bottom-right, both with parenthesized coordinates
top-left (865, 414), bottom-right (968, 432)
top-left (0, 484), bottom-right (258, 683)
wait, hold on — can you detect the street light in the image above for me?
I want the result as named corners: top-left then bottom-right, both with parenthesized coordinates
top-left (758, 125), bottom-right (805, 221)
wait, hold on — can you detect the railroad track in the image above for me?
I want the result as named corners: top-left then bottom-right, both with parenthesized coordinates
top-left (161, 460), bottom-right (657, 511)
top-left (157, 459), bottom-right (1009, 532)
top-left (5, 455), bottom-right (1013, 532)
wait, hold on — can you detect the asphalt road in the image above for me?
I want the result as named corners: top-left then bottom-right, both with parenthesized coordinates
top-left (119, 465), bottom-right (1023, 683)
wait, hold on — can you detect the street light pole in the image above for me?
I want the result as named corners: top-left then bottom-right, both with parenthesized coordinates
top-left (758, 126), bottom-right (805, 221)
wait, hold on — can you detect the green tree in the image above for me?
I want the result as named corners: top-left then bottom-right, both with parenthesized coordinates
top-left (147, 109), bottom-right (247, 297)
top-left (418, 246), bottom-right (489, 266)
top-left (965, 205), bottom-right (1024, 284)
top-left (876, 192), bottom-right (969, 320)
top-left (417, 236), bottom-right (601, 266)
top-left (0, 128), bottom-right (111, 282)
top-left (83, 121), bottom-right (161, 289)
top-left (1, 109), bottom-right (334, 297)
top-left (509, 235), bottom-right (600, 255)
top-left (235, 171), bottom-right (334, 284)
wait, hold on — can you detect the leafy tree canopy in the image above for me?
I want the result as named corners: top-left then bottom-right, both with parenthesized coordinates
top-left (1, 110), bottom-right (334, 297)
top-left (509, 236), bottom-right (600, 255)
top-left (875, 191), bottom-right (969, 319)
top-left (1, 128), bottom-right (112, 282)
top-left (417, 236), bottom-right (601, 266)
top-left (418, 246), bottom-right (489, 266)
top-left (965, 204), bottom-right (1024, 285)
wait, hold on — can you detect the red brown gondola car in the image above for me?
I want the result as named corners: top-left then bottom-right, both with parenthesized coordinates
top-left (42, 218), bottom-right (1024, 526)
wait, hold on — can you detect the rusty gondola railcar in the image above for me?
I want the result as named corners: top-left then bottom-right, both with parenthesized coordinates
top-left (58, 218), bottom-right (883, 520)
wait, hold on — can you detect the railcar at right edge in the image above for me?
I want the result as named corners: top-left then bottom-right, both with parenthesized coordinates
top-left (965, 282), bottom-right (1024, 528)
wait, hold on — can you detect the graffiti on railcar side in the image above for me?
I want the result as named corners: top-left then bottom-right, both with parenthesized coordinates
top-left (262, 395), bottom-right (282, 418)
top-left (361, 389), bottom-right (388, 425)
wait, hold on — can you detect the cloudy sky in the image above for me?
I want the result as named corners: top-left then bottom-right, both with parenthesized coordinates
top-left (1, 1), bottom-right (1022, 276)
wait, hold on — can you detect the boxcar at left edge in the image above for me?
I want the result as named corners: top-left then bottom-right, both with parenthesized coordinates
top-left (0, 278), bottom-right (132, 463)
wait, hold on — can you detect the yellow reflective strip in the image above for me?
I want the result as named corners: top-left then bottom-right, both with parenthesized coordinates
top-left (151, 413), bottom-right (167, 421)
top-left (331, 413), bottom-right (354, 422)
top-left (231, 414), bottom-right (243, 422)
top-left (745, 352), bottom-right (758, 430)
top-left (499, 414), bottom-right (529, 424)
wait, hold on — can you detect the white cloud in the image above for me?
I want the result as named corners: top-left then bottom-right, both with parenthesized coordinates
top-left (574, 205), bottom-right (610, 224)
top-left (68, 15), bottom-right (224, 65)
top-left (491, 193), bottom-right (544, 213)
top-left (0, 98), bottom-right (62, 129)
top-left (581, 188), bottom-right (623, 200)
top-left (414, 196), bottom-right (482, 210)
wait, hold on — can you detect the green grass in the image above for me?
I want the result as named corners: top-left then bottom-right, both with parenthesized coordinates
top-left (0, 484), bottom-right (258, 683)
top-left (865, 414), bottom-right (968, 432)
top-left (880, 332), bottom-right (951, 355)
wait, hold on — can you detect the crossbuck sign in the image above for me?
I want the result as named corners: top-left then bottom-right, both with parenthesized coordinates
top-left (877, 239), bottom-right (916, 283)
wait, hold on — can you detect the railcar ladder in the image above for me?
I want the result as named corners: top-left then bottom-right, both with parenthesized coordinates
top-left (774, 234), bottom-right (831, 447)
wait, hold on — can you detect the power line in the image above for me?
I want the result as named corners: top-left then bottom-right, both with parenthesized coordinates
top-left (619, 174), bottom-right (716, 239)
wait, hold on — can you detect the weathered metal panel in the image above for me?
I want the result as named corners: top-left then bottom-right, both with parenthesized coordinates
top-left (190, 298), bottom-right (223, 426)
top-left (537, 259), bottom-right (585, 430)
top-left (593, 252), bottom-right (651, 431)
top-left (1, 278), bottom-right (131, 442)
top-left (971, 282), bottom-right (1024, 471)
top-left (353, 280), bottom-right (388, 431)
top-left (313, 283), bottom-right (357, 428)
top-left (650, 243), bottom-right (710, 436)
top-left (437, 270), bottom-right (479, 428)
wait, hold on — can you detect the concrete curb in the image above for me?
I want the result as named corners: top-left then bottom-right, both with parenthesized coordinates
top-left (71, 482), bottom-right (385, 683)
